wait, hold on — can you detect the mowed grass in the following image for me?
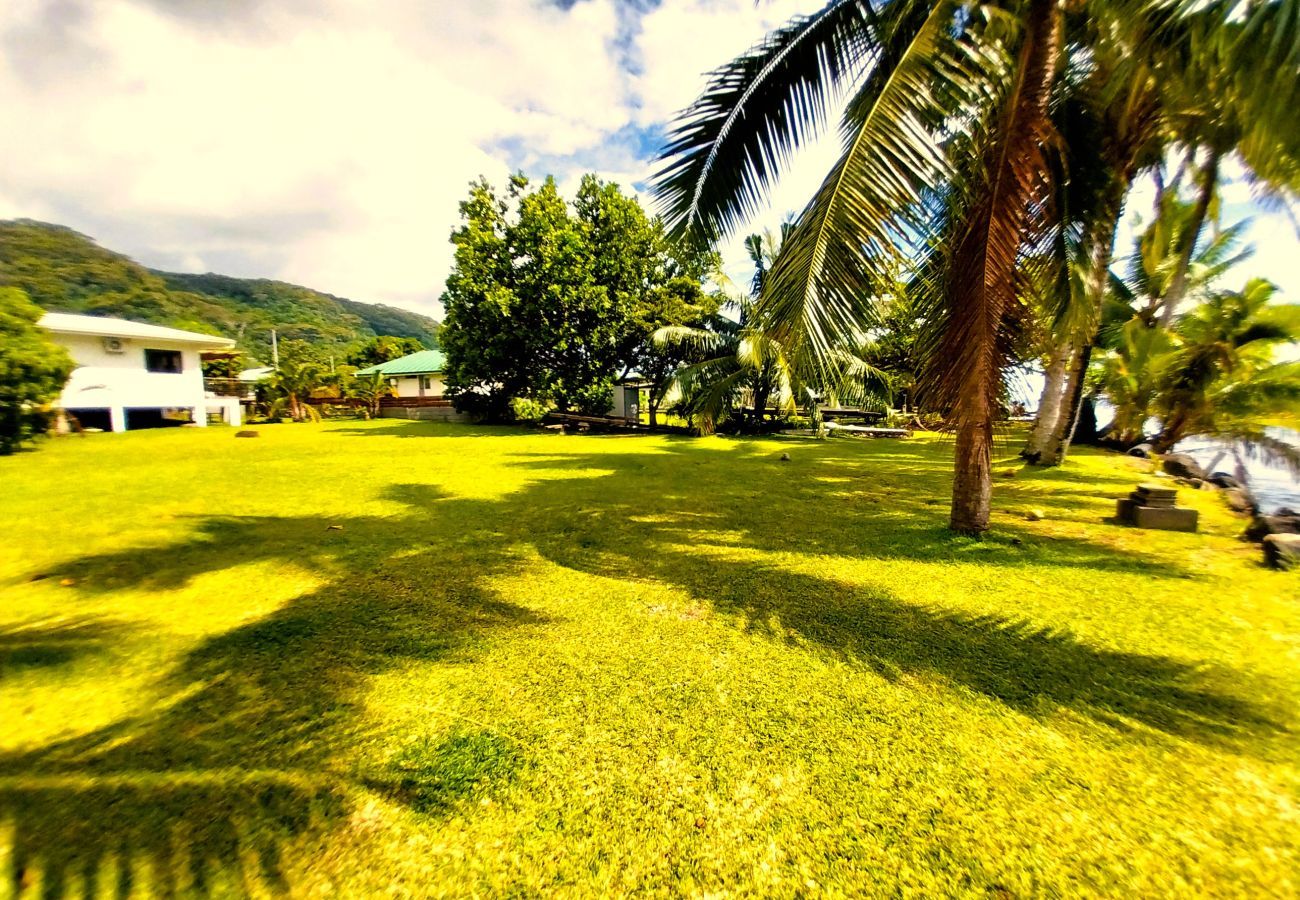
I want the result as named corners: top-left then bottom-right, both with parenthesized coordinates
top-left (0, 420), bottom-right (1296, 898)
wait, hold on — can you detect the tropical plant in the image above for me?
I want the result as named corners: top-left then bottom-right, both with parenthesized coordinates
top-left (350, 373), bottom-right (394, 420)
top-left (265, 342), bottom-right (325, 423)
top-left (653, 0), bottom-right (1298, 531)
top-left (0, 287), bottom-right (74, 454)
top-left (1149, 279), bottom-right (1300, 457)
top-left (1028, 3), bottom-right (1300, 466)
top-left (656, 230), bottom-right (887, 434)
top-left (1092, 318), bottom-right (1176, 445)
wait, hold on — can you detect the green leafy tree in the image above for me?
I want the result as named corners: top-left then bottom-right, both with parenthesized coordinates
top-left (0, 288), bottom-right (74, 454)
top-left (441, 174), bottom-right (718, 419)
top-left (347, 336), bottom-right (425, 368)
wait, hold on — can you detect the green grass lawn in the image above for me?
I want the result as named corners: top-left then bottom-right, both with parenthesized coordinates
top-left (1, 420), bottom-right (1296, 898)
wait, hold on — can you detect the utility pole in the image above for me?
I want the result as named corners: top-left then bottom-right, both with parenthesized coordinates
top-left (271, 328), bottom-right (279, 369)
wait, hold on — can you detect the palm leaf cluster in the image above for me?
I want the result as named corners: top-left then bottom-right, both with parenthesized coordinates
top-left (653, 0), bottom-right (1299, 531)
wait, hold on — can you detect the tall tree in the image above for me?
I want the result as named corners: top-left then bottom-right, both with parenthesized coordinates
top-left (652, 0), bottom-right (1296, 531)
top-left (441, 174), bottom-right (719, 419)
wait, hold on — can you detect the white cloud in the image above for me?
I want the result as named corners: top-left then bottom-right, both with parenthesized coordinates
top-left (2, 0), bottom-right (1296, 324)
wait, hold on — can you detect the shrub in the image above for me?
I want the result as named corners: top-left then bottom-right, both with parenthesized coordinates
top-left (0, 288), bottom-right (75, 454)
top-left (509, 397), bottom-right (550, 424)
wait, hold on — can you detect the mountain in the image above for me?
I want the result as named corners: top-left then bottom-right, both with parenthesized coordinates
top-left (0, 220), bottom-right (439, 362)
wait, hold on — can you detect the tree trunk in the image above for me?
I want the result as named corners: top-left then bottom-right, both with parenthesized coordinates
top-left (950, 389), bottom-right (995, 534)
top-left (751, 385), bottom-right (771, 429)
top-left (1023, 339), bottom-right (1070, 461)
top-left (648, 402), bottom-right (658, 428)
top-left (1040, 341), bottom-right (1092, 465)
top-left (946, 0), bottom-right (1063, 534)
top-left (1158, 147), bottom-right (1221, 328)
top-left (1039, 165), bottom-right (1130, 464)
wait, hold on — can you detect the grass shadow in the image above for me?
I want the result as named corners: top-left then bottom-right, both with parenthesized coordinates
top-left (0, 618), bottom-right (127, 678)
top-left (3, 432), bottom-right (1282, 894)
top-left (1, 485), bottom-right (545, 897)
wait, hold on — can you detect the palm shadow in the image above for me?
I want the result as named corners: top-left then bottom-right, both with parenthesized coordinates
top-left (0, 618), bottom-right (128, 678)
top-left (1, 485), bottom-right (545, 897)
top-left (3, 435), bottom-right (1283, 895)
top-left (495, 442), bottom-right (1281, 742)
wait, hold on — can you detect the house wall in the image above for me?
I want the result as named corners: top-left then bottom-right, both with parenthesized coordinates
top-left (52, 333), bottom-right (216, 431)
top-left (390, 374), bottom-right (445, 398)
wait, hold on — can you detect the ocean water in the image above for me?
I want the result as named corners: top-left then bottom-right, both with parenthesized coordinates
top-left (1173, 427), bottom-right (1300, 515)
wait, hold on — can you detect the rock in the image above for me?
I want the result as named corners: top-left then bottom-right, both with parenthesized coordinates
top-left (780, 452), bottom-right (791, 461)
top-left (1127, 443), bottom-right (1154, 458)
top-left (1245, 514), bottom-right (1300, 543)
top-left (1223, 488), bottom-right (1254, 514)
top-left (1161, 453), bottom-right (1207, 481)
top-left (59, 578), bottom-right (76, 587)
top-left (235, 430), bottom-right (260, 438)
top-left (1262, 533), bottom-right (1300, 570)
top-left (1208, 472), bottom-right (1242, 490)
top-left (1025, 508), bottom-right (1046, 522)
top-left (1278, 508), bottom-right (1298, 517)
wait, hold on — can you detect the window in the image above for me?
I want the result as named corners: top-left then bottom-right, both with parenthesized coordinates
top-left (144, 349), bottom-right (183, 374)
top-left (420, 375), bottom-right (431, 391)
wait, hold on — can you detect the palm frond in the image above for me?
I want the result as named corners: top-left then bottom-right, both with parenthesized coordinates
top-left (652, 0), bottom-right (873, 243)
top-left (924, 0), bottom-right (1063, 416)
top-left (757, 0), bottom-right (1001, 386)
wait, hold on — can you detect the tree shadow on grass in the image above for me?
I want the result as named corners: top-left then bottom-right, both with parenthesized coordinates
top-left (1, 485), bottom-right (545, 897)
top-left (3, 437), bottom-right (1283, 894)
top-left (494, 442), bottom-right (1281, 743)
top-left (0, 618), bottom-right (127, 679)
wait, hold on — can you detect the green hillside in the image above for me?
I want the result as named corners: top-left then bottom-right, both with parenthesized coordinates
top-left (0, 220), bottom-right (440, 362)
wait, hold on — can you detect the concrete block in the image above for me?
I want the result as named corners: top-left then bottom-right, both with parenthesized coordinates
top-left (1116, 498), bottom-right (1137, 523)
top-left (1133, 505), bottom-right (1198, 532)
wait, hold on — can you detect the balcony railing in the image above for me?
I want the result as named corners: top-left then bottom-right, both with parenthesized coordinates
top-left (203, 377), bottom-right (253, 398)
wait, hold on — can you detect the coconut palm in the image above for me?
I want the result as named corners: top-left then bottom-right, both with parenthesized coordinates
top-left (657, 228), bottom-right (887, 433)
top-left (265, 345), bottom-right (325, 423)
top-left (1030, 7), bottom-right (1300, 465)
top-left (1150, 279), bottom-right (1300, 457)
top-left (653, 0), bottom-right (1297, 532)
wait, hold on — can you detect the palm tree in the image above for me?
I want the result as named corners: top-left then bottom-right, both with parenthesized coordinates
top-left (656, 228), bottom-right (887, 433)
top-left (1149, 279), bottom-right (1300, 458)
top-left (265, 345), bottom-right (325, 423)
top-left (1030, 8), bottom-right (1300, 465)
top-left (653, 0), bottom-right (1296, 532)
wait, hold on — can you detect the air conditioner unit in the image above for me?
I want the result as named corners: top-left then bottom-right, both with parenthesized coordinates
top-left (103, 337), bottom-right (126, 354)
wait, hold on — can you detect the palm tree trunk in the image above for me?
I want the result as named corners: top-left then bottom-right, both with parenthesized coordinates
top-left (1023, 339), bottom-right (1070, 460)
top-left (947, 0), bottom-right (1063, 534)
top-left (1158, 147), bottom-right (1221, 328)
top-left (1039, 169), bottom-right (1131, 465)
top-left (1041, 341), bottom-right (1092, 464)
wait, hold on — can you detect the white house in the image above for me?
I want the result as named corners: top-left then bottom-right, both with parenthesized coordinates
top-left (40, 312), bottom-right (241, 431)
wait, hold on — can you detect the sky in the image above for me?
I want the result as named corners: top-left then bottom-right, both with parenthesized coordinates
top-left (2, 0), bottom-right (1296, 323)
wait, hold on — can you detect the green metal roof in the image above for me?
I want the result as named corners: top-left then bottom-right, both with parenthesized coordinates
top-left (355, 349), bottom-right (446, 376)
